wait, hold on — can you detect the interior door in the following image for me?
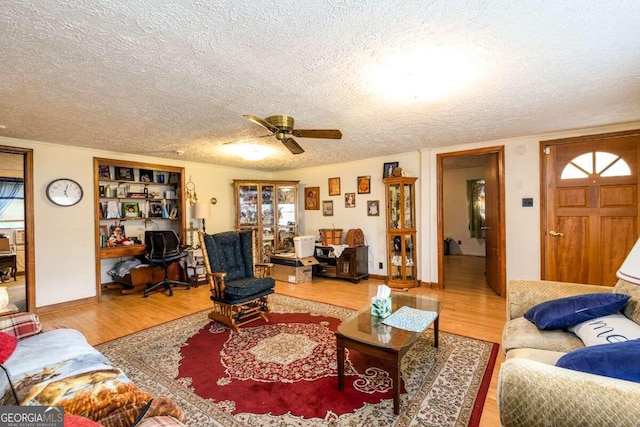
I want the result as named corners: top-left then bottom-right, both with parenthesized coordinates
top-left (0, 146), bottom-right (34, 312)
top-left (543, 135), bottom-right (639, 286)
top-left (484, 152), bottom-right (500, 294)
top-left (437, 146), bottom-right (505, 296)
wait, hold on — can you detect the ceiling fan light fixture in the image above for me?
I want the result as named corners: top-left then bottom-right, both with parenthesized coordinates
top-left (224, 143), bottom-right (273, 161)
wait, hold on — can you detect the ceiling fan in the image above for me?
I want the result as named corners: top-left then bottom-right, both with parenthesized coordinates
top-left (238, 114), bottom-right (342, 154)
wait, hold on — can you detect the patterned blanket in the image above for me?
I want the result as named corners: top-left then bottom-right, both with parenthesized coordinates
top-left (0, 329), bottom-right (184, 426)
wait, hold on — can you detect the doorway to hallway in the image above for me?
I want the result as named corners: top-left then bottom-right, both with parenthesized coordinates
top-left (437, 146), bottom-right (505, 296)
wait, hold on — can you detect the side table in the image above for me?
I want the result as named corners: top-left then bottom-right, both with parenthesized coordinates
top-left (184, 249), bottom-right (206, 287)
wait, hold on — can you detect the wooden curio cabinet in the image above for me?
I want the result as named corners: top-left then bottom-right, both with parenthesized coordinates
top-left (233, 180), bottom-right (299, 263)
top-left (384, 176), bottom-right (418, 288)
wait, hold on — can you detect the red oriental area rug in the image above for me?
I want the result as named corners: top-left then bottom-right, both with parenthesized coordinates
top-left (97, 295), bottom-right (498, 426)
top-left (179, 312), bottom-right (399, 418)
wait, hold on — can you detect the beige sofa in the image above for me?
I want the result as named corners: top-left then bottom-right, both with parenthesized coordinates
top-left (498, 279), bottom-right (640, 427)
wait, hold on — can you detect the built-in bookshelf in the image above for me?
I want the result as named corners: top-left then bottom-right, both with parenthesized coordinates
top-left (93, 158), bottom-right (185, 297)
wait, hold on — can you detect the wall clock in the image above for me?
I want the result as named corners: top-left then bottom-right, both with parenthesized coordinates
top-left (46, 178), bottom-right (83, 206)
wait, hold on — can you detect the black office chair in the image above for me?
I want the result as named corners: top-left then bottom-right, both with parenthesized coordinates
top-left (143, 230), bottom-right (190, 297)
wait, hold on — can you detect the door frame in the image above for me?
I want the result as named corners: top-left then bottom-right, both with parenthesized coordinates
top-left (0, 145), bottom-right (35, 312)
top-left (436, 146), bottom-right (506, 296)
top-left (539, 128), bottom-right (640, 279)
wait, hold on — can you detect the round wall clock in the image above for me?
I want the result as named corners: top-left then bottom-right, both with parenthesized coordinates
top-left (46, 178), bottom-right (84, 206)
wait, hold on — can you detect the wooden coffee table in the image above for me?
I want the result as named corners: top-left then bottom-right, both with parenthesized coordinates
top-left (335, 294), bottom-right (441, 414)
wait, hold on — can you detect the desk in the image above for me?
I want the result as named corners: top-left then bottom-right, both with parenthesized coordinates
top-left (0, 254), bottom-right (17, 281)
top-left (100, 244), bottom-right (146, 259)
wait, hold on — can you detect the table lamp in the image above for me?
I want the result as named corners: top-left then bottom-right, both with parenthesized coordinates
top-left (194, 201), bottom-right (211, 233)
top-left (0, 286), bottom-right (9, 309)
top-left (617, 237), bottom-right (640, 285)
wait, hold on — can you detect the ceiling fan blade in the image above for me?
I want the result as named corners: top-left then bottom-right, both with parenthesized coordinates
top-left (281, 137), bottom-right (305, 154)
top-left (292, 129), bottom-right (342, 139)
top-left (243, 115), bottom-right (279, 134)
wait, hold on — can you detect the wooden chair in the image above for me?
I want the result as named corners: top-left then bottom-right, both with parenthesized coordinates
top-left (198, 230), bottom-right (275, 332)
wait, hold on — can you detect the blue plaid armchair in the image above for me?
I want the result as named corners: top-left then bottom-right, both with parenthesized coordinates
top-left (198, 230), bottom-right (275, 331)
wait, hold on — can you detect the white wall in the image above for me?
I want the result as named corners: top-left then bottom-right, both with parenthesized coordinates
top-left (273, 152), bottom-right (421, 276)
top-left (0, 136), bottom-right (272, 308)
top-left (443, 167), bottom-right (486, 256)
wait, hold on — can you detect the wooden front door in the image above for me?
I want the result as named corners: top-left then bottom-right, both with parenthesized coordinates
top-left (542, 133), bottom-right (639, 286)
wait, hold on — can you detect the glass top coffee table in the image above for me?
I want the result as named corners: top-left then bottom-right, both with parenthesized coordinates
top-left (335, 294), bottom-right (441, 414)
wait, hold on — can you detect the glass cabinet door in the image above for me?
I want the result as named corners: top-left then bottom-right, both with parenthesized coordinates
top-left (261, 185), bottom-right (274, 226)
top-left (239, 185), bottom-right (258, 226)
top-left (389, 234), bottom-right (416, 280)
top-left (276, 185), bottom-right (296, 252)
top-left (261, 227), bottom-right (274, 262)
top-left (388, 183), bottom-right (401, 229)
top-left (403, 183), bottom-right (414, 228)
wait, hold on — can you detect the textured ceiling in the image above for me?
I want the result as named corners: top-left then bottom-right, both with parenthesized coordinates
top-left (1, 1), bottom-right (640, 171)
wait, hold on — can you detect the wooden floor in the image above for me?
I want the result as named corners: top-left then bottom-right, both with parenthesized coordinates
top-left (38, 255), bottom-right (505, 427)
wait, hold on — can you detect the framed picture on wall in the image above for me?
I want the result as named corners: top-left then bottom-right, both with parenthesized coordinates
top-left (322, 200), bottom-right (333, 216)
top-left (328, 177), bottom-right (340, 196)
top-left (345, 192), bottom-right (355, 208)
top-left (367, 200), bottom-right (380, 216)
top-left (304, 187), bottom-right (320, 210)
top-left (357, 176), bottom-right (371, 194)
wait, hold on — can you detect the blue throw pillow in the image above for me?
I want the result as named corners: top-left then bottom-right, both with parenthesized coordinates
top-left (556, 339), bottom-right (640, 382)
top-left (524, 293), bottom-right (630, 330)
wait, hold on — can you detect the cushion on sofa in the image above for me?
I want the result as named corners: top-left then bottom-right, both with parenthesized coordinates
top-left (0, 312), bottom-right (41, 339)
top-left (569, 312), bottom-right (640, 346)
top-left (0, 332), bottom-right (17, 363)
top-left (505, 347), bottom-right (567, 366)
top-left (502, 317), bottom-right (584, 354)
top-left (524, 293), bottom-right (630, 330)
top-left (64, 415), bottom-right (102, 427)
top-left (556, 339), bottom-right (640, 382)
